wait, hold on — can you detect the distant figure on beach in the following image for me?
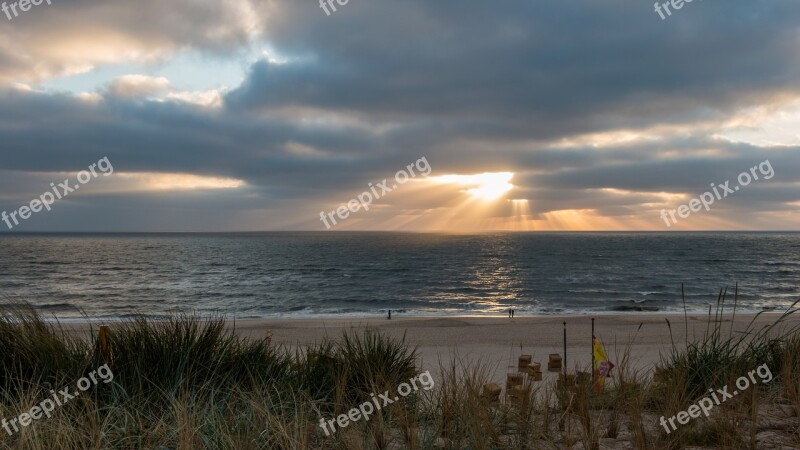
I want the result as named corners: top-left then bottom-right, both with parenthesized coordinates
top-left (388, 310), bottom-right (392, 320)
top-left (508, 309), bottom-right (512, 318)
top-left (511, 309), bottom-right (515, 318)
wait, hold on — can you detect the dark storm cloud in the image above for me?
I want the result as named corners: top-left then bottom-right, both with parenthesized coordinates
top-left (0, 87), bottom-right (431, 197)
top-left (0, 0), bottom-right (799, 230)
top-left (229, 0), bottom-right (800, 138)
top-left (534, 142), bottom-right (797, 193)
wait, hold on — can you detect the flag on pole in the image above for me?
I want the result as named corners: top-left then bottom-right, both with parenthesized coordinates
top-left (593, 335), bottom-right (614, 392)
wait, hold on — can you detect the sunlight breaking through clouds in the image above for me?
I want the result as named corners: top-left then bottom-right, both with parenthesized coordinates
top-left (431, 172), bottom-right (515, 201)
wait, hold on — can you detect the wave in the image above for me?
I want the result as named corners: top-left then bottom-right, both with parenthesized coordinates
top-left (609, 305), bottom-right (661, 312)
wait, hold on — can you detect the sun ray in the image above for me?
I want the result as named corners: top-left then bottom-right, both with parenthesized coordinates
top-left (431, 172), bottom-right (515, 201)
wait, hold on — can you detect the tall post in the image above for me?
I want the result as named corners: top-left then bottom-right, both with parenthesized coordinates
top-left (98, 325), bottom-right (112, 365)
top-left (591, 318), bottom-right (595, 385)
top-left (563, 321), bottom-right (567, 375)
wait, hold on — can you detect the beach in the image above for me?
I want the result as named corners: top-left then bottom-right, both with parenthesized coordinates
top-left (1, 309), bottom-right (797, 448)
top-left (1, 0), bottom-right (798, 445)
top-left (64, 312), bottom-right (800, 382)
top-left (240, 313), bottom-right (800, 380)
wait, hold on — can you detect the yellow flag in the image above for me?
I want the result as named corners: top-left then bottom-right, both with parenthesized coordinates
top-left (593, 336), bottom-right (614, 392)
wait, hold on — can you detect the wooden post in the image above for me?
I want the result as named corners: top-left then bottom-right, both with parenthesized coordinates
top-left (563, 321), bottom-right (567, 375)
top-left (591, 318), bottom-right (595, 386)
top-left (98, 325), bottom-right (112, 364)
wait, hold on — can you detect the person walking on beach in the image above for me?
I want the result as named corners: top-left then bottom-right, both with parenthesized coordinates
top-left (508, 309), bottom-right (512, 318)
top-left (511, 309), bottom-right (515, 318)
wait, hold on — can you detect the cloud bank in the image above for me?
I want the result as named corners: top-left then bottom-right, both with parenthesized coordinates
top-left (0, 0), bottom-right (798, 231)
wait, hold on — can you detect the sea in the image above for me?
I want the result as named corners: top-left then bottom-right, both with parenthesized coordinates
top-left (0, 232), bottom-right (798, 320)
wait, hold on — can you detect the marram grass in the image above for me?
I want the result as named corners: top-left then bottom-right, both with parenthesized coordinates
top-left (0, 301), bottom-right (798, 449)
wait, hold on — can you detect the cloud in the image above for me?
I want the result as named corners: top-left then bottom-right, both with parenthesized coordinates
top-left (0, 0), bottom-right (799, 230)
top-left (105, 75), bottom-right (171, 98)
top-left (0, 0), bottom-right (265, 82)
top-left (227, 0), bottom-right (800, 138)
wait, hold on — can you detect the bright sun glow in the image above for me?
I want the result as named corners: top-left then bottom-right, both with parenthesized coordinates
top-left (433, 172), bottom-right (514, 201)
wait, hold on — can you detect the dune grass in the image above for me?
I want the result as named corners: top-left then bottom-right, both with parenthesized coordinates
top-left (0, 307), bottom-right (421, 449)
top-left (0, 298), bottom-right (799, 449)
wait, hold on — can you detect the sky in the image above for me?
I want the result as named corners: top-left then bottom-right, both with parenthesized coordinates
top-left (0, 0), bottom-right (798, 232)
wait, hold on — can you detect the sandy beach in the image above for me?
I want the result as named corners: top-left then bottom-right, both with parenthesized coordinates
top-left (7, 310), bottom-right (800, 448)
top-left (64, 312), bottom-right (800, 384)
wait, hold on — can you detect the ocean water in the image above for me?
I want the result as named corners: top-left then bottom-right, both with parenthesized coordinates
top-left (0, 232), bottom-right (798, 319)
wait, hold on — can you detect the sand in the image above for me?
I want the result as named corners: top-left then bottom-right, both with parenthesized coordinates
top-left (63, 312), bottom-right (800, 385)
